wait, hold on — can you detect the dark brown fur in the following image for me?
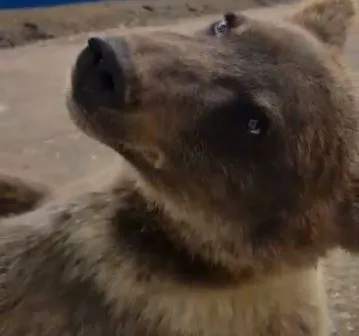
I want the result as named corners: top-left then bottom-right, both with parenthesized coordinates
top-left (0, 173), bottom-right (49, 217)
top-left (0, 0), bottom-right (359, 334)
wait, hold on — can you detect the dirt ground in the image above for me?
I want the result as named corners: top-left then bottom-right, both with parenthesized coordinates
top-left (0, 0), bottom-right (358, 335)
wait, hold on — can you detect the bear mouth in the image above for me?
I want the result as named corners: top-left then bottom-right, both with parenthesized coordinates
top-left (66, 92), bottom-right (127, 150)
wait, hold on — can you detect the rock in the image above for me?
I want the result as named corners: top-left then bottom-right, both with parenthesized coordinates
top-left (142, 5), bottom-right (154, 12)
top-left (22, 22), bottom-right (54, 41)
top-left (186, 4), bottom-right (197, 12)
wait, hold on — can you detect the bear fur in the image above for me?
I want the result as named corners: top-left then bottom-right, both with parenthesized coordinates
top-left (0, 0), bottom-right (359, 334)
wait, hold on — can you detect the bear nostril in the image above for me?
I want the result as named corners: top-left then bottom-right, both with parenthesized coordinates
top-left (99, 69), bottom-right (115, 92)
top-left (71, 36), bottom-right (133, 114)
top-left (87, 37), bottom-right (106, 64)
top-left (87, 37), bottom-right (117, 93)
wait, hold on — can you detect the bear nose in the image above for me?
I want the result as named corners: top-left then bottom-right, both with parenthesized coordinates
top-left (71, 36), bottom-right (132, 114)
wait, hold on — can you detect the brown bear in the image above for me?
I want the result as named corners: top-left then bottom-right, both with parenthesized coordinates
top-left (0, 0), bottom-right (358, 334)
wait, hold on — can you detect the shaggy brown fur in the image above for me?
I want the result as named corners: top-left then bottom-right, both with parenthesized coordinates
top-left (0, 0), bottom-right (359, 334)
top-left (0, 173), bottom-right (49, 217)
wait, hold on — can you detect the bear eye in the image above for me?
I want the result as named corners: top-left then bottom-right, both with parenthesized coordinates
top-left (191, 95), bottom-right (271, 159)
top-left (213, 20), bottom-right (229, 36)
top-left (211, 13), bottom-right (245, 37)
top-left (242, 103), bottom-right (270, 138)
top-left (247, 118), bottom-right (265, 136)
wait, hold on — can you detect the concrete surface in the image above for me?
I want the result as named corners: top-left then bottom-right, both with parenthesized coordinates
top-left (0, 34), bottom-right (115, 186)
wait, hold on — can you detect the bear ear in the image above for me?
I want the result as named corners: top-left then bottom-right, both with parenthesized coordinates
top-left (291, 0), bottom-right (357, 50)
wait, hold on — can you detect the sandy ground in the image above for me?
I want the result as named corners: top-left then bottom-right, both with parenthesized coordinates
top-left (0, 0), bottom-right (358, 335)
top-left (0, 0), bottom-right (296, 48)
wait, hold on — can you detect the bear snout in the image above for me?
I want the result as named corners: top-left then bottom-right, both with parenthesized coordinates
top-left (70, 36), bottom-right (134, 116)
